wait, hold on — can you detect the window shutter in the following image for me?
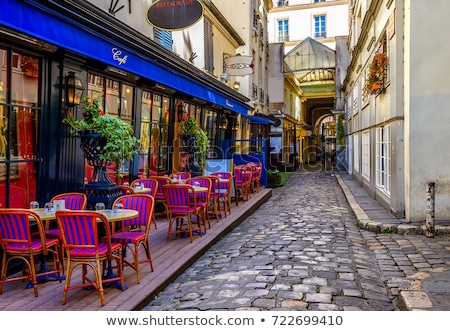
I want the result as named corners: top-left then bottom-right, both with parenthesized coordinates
top-left (204, 18), bottom-right (214, 74)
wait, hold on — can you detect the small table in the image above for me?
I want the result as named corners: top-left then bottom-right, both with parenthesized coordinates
top-left (131, 187), bottom-right (152, 194)
top-left (96, 208), bottom-right (139, 222)
top-left (191, 185), bottom-right (208, 193)
top-left (32, 208), bottom-right (58, 221)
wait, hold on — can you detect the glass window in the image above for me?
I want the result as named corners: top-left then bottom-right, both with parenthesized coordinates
top-left (277, 19), bottom-right (289, 42)
top-left (314, 15), bottom-right (326, 38)
top-left (0, 49), bottom-right (40, 207)
top-left (376, 126), bottom-right (391, 195)
top-left (353, 133), bottom-right (359, 173)
top-left (86, 73), bottom-right (135, 181)
top-left (362, 130), bottom-right (370, 179)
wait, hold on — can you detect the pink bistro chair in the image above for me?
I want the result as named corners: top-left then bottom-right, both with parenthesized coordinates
top-left (45, 192), bottom-right (88, 274)
top-left (55, 210), bottom-right (124, 306)
top-left (211, 172), bottom-right (233, 217)
top-left (185, 177), bottom-right (215, 229)
top-left (148, 176), bottom-right (172, 217)
top-left (110, 194), bottom-right (155, 284)
top-left (248, 162), bottom-right (263, 193)
top-left (163, 184), bottom-right (205, 243)
top-left (234, 166), bottom-right (252, 203)
top-left (130, 178), bottom-right (158, 229)
top-left (0, 209), bottom-right (61, 297)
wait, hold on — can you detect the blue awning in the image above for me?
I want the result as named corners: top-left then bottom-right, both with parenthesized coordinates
top-left (0, 0), bottom-right (252, 116)
top-left (242, 114), bottom-right (274, 125)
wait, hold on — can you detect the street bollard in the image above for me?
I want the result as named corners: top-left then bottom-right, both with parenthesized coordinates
top-left (425, 182), bottom-right (435, 238)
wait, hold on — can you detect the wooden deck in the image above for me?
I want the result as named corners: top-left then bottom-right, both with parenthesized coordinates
top-left (0, 188), bottom-right (272, 311)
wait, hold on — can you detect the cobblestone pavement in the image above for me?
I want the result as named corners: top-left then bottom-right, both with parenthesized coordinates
top-left (142, 171), bottom-right (450, 311)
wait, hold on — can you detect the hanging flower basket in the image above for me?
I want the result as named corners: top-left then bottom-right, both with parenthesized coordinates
top-left (365, 53), bottom-right (387, 95)
top-left (369, 81), bottom-right (382, 94)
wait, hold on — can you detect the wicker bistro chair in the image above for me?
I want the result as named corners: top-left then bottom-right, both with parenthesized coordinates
top-left (0, 209), bottom-right (61, 297)
top-left (163, 184), bottom-right (206, 243)
top-left (187, 176), bottom-right (220, 224)
top-left (234, 166), bottom-right (252, 202)
top-left (55, 210), bottom-right (124, 306)
top-left (248, 162), bottom-right (263, 193)
top-left (130, 178), bottom-right (158, 229)
top-left (121, 186), bottom-right (135, 195)
top-left (210, 172), bottom-right (233, 217)
top-left (109, 194), bottom-right (155, 284)
top-left (45, 192), bottom-right (88, 274)
top-left (148, 176), bottom-right (172, 217)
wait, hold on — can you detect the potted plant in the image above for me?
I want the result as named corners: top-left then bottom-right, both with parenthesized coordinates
top-left (62, 95), bottom-right (139, 184)
top-left (180, 115), bottom-right (209, 168)
top-left (266, 169), bottom-right (281, 188)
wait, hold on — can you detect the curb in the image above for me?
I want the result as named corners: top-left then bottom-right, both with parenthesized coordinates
top-left (335, 173), bottom-right (429, 235)
top-left (334, 173), bottom-right (437, 310)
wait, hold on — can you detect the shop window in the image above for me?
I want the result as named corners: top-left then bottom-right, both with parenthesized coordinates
top-left (0, 48), bottom-right (40, 207)
top-left (139, 91), bottom-right (170, 177)
top-left (86, 73), bottom-right (135, 181)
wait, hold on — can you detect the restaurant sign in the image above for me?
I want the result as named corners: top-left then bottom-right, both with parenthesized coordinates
top-left (146, 0), bottom-right (204, 31)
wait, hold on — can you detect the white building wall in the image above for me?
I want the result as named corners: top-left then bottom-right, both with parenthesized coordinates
top-left (268, 0), bottom-right (349, 52)
top-left (405, 0), bottom-right (450, 221)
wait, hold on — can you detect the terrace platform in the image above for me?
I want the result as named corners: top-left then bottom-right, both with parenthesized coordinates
top-left (0, 188), bottom-right (272, 311)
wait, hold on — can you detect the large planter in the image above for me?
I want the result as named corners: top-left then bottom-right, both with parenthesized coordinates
top-left (267, 173), bottom-right (280, 188)
top-left (79, 130), bottom-right (114, 187)
top-left (78, 130), bottom-right (122, 209)
top-left (181, 134), bottom-right (202, 176)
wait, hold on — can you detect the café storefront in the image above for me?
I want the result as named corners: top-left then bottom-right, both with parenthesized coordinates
top-left (0, 0), bottom-right (261, 208)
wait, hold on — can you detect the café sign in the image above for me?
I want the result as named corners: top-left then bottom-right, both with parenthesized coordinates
top-left (146, 0), bottom-right (204, 31)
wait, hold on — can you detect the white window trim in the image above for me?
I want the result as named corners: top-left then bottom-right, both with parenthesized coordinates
top-left (361, 130), bottom-right (370, 180)
top-left (353, 133), bottom-right (359, 173)
top-left (376, 126), bottom-right (391, 196)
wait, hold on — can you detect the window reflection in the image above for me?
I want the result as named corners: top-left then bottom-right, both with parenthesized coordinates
top-left (0, 49), bottom-right (39, 207)
top-left (86, 73), bottom-right (135, 183)
top-left (139, 91), bottom-right (170, 177)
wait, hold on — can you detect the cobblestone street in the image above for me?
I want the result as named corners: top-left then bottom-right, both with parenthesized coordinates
top-left (142, 171), bottom-right (450, 311)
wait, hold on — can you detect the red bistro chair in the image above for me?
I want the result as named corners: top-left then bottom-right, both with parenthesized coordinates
top-left (110, 194), bottom-right (155, 284)
top-left (0, 209), bottom-right (61, 297)
top-left (130, 178), bottom-right (158, 228)
top-left (211, 172), bottom-right (233, 217)
top-left (55, 210), bottom-right (124, 306)
top-left (45, 192), bottom-right (88, 274)
top-left (163, 184), bottom-right (205, 243)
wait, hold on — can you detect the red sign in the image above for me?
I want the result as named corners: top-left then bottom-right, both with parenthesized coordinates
top-left (146, 0), bottom-right (204, 31)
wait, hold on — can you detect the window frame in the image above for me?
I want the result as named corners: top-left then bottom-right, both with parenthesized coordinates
top-left (277, 19), bottom-right (289, 42)
top-left (376, 125), bottom-right (391, 195)
top-left (314, 14), bottom-right (327, 38)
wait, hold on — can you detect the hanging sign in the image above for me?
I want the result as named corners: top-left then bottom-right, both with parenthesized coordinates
top-left (146, 0), bottom-right (204, 31)
top-left (224, 55), bottom-right (254, 76)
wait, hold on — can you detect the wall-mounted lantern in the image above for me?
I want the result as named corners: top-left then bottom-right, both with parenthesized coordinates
top-left (232, 118), bottom-right (239, 131)
top-left (218, 116), bottom-right (228, 130)
top-left (65, 71), bottom-right (84, 107)
top-left (233, 81), bottom-right (240, 91)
